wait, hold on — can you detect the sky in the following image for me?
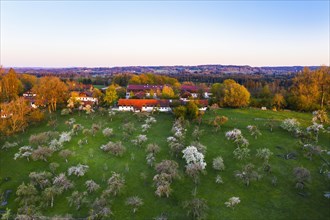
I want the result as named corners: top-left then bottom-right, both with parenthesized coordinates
top-left (0, 1), bottom-right (329, 67)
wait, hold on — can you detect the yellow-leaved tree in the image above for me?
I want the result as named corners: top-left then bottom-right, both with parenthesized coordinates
top-left (104, 85), bottom-right (118, 106)
top-left (289, 66), bottom-right (330, 111)
top-left (161, 85), bottom-right (175, 99)
top-left (222, 79), bottom-right (250, 108)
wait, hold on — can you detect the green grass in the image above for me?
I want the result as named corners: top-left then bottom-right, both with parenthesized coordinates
top-left (0, 108), bottom-right (329, 219)
top-left (93, 85), bottom-right (105, 89)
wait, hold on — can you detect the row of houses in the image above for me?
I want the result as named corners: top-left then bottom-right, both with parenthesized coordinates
top-left (117, 99), bottom-right (208, 112)
top-left (16, 84), bottom-right (210, 114)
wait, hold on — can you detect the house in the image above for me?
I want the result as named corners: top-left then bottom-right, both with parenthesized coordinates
top-left (195, 100), bottom-right (208, 111)
top-left (117, 99), bottom-right (207, 112)
top-left (117, 99), bottom-right (171, 112)
top-left (23, 90), bottom-right (36, 98)
top-left (22, 90), bottom-right (38, 108)
top-left (74, 92), bottom-right (98, 106)
top-left (180, 85), bottom-right (212, 99)
top-left (126, 85), bottom-right (164, 99)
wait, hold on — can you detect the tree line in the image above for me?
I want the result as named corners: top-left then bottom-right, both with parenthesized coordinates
top-left (0, 66), bottom-right (329, 136)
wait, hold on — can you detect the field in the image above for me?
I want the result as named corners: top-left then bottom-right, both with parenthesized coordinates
top-left (0, 108), bottom-right (329, 219)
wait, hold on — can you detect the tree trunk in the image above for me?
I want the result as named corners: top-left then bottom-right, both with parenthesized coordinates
top-left (51, 196), bottom-right (54, 208)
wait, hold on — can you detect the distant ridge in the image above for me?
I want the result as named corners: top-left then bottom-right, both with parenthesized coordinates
top-left (3, 65), bottom-right (323, 76)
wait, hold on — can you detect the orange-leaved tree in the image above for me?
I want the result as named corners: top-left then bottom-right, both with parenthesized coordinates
top-left (32, 76), bottom-right (69, 113)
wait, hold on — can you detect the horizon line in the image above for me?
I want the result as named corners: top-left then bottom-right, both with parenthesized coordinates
top-left (1, 64), bottom-right (327, 69)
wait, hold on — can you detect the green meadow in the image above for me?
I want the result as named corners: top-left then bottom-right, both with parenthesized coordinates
top-left (0, 108), bottom-right (329, 219)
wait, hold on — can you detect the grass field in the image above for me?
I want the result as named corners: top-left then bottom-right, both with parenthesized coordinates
top-left (0, 108), bottom-right (329, 219)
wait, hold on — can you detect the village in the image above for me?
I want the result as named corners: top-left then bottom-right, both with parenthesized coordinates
top-left (13, 83), bottom-right (212, 116)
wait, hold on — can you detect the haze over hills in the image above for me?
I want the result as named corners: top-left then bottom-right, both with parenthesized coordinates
top-left (4, 65), bottom-right (322, 76)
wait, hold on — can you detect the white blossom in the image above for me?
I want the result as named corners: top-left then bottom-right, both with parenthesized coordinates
top-left (102, 128), bottom-right (114, 137)
top-left (167, 136), bottom-right (177, 143)
top-left (145, 117), bottom-right (157, 124)
top-left (59, 132), bottom-right (72, 143)
top-left (281, 118), bottom-right (300, 134)
top-left (68, 164), bottom-right (89, 177)
top-left (182, 146), bottom-right (206, 170)
top-left (14, 146), bottom-right (33, 161)
top-left (225, 197), bottom-right (240, 208)
top-left (307, 122), bottom-right (324, 133)
top-left (131, 135), bottom-right (148, 147)
top-left (141, 124), bottom-right (151, 133)
top-left (225, 129), bottom-right (242, 141)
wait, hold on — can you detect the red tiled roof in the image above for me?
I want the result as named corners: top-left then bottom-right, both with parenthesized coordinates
top-left (195, 100), bottom-right (208, 107)
top-left (118, 99), bottom-right (159, 109)
top-left (181, 85), bottom-right (211, 93)
top-left (181, 85), bottom-right (199, 92)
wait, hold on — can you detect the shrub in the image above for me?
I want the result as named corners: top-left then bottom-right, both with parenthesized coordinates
top-left (102, 128), bottom-right (114, 138)
top-left (246, 125), bottom-right (262, 139)
top-left (256, 148), bottom-right (273, 162)
top-left (213, 156), bottom-right (225, 171)
top-left (293, 167), bottom-right (311, 189)
top-left (233, 147), bottom-right (250, 160)
top-left (2, 141), bottom-right (18, 150)
top-left (61, 108), bottom-right (71, 115)
top-left (29, 132), bottom-right (50, 146)
top-left (215, 175), bottom-right (224, 184)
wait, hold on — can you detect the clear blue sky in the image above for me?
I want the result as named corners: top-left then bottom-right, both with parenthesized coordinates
top-left (1, 1), bottom-right (329, 67)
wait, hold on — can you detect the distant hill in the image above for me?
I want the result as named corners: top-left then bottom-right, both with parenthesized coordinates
top-left (5, 65), bottom-right (322, 76)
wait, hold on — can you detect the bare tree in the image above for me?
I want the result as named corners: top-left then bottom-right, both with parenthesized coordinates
top-left (29, 171), bottom-right (52, 189)
top-left (49, 162), bottom-right (59, 174)
top-left (31, 147), bottom-right (53, 162)
top-left (42, 186), bottom-right (62, 208)
top-left (59, 149), bottom-right (74, 163)
top-left (183, 198), bottom-right (208, 220)
top-left (88, 196), bottom-right (113, 219)
top-left (67, 191), bottom-right (88, 210)
top-left (126, 196), bottom-right (144, 214)
top-left (106, 172), bottom-right (125, 196)
top-left (235, 164), bottom-right (260, 186)
top-left (100, 141), bottom-right (126, 156)
top-left (53, 173), bottom-right (74, 191)
top-left (85, 180), bottom-right (100, 193)
top-left (146, 143), bottom-right (160, 155)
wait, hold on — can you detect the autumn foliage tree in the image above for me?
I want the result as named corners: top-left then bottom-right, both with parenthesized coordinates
top-left (104, 85), bottom-right (118, 106)
top-left (289, 66), bottom-right (330, 111)
top-left (272, 93), bottom-right (286, 110)
top-left (162, 85), bottom-right (176, 99)
top-left (32, 76), bottom-right (69, 112)
top-left (212, 79), bottom-right (250, 108)
top-left (222, 79), bottom-right (250, 107)
top-left (0, 97), bottom-right (31, 135)
top-left (0, 68), bottom-right (23, 102)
